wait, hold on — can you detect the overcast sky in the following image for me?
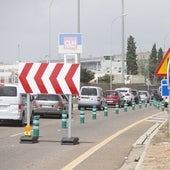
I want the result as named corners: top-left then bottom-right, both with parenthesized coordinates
top-left (0, 0), bottom-right (170, 64)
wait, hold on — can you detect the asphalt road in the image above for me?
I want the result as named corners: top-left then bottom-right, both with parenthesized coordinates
top-left (0, 104), bottom-right (166, 170)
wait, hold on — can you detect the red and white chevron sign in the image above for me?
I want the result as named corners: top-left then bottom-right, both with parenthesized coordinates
top-left (18, 63), bottom-right (80, 94)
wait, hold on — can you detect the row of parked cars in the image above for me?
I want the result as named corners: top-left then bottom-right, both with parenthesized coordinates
top-left (0, 83), bottom-right (165, 126)
top-left (78, 86), bottom-right (167, 110)
top-left (0, 83), bottom-right (71, 126)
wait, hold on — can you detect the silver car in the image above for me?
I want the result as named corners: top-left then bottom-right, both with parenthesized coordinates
top-left (32, 94), bottom-right (69, 118)
top-left (139, 90), bottom-right (150, 103)
top-left (115, 87), bottom-right (134, 106)
top-left (78, 86), bottom-right (105, 110)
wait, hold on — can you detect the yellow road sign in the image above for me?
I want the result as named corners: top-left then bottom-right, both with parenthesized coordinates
top-left (155, 48), bottom-right (170, 76)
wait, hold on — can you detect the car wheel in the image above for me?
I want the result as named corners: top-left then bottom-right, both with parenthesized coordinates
top-left (19, 114), bottom-right (26, 127)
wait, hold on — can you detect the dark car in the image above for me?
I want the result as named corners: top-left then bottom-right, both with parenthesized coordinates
top-left (104, 90), bottom-right (124, 107)
top-left (148, 89), bottom-right (163, 101)
top-left (32, 94), bottom-right (69, 118)
top-left (131, 89), bottom-right (140, 104)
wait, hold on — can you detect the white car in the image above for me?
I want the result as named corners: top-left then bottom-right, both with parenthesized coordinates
top-left (139, 90), bottom-right (150, 103)
top-left (115, 87), bottom-right (134, 105)
top-left (0, 83), bottom-right (33, 126)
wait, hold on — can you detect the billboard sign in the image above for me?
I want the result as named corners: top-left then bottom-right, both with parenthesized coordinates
top-left (58, 33), bottom-right (82, 54)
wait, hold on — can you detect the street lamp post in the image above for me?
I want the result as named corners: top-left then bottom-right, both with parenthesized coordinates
top-left (110, 13), bottom-right (127, 88)
top-left (121, 0), bottom-right (125, 84)
top-left (164, 32), bottom-right (170, 53)
top-left (77, 0), bottom-right (80, 64)
top-left (49, 0), bottom-right (55, 62)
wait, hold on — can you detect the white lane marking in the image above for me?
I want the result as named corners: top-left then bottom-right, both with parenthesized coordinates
top-left (10, 130), bottom-right (33, 137)
top-left (10, 132), bottom-right (24, 137)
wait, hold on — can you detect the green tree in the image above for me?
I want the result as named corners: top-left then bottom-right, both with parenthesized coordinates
top-left (98, 74), bottom-right (114, 83)
top-left (80, 67), bottom-right (94, 83)
top-left (126, 35), bottom-right (138, 75)
top-left (157, 48), bottom-right (164, 82)
top-left (149, 44), bottom-right (157, 83)
top-left (157, 48), bottom-right (163, 64)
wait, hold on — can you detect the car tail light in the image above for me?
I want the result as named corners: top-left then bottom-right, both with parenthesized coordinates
top-left (57, 102), bottom-right (64, 109)
top-left (97, 97), bottom-right (101, 101)
top-left (32, 100), bottom-right (37, 107)
top-left (18, 104), bottom-right (22, 111)
top-left (0, 83), bottom-right (4, 87)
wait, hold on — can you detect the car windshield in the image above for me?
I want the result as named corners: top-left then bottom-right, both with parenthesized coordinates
top-left (81, 88), bottom-right (97, 96)
top-left (0, 86), bottom-right (17, 96)
top-left (36, 94), bottom-right (61, 101)
top-left (132, 91), bottom-right (137, 95)
top-left (105, 91), bottom-right (118, 96)
top-left (139, 92), bottom-right (147, 95)
top-left (117, 90), bottom-right (128, 93)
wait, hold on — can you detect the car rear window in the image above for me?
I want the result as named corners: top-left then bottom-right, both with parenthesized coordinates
top-left (118, 90), bottom-right (128, 93)
top-left (81, 88), bottom-right (97, 96)
top-left (36, 94), bottom-right (61, 101)
top-left (105, 91), bottom-right (118, 96)
top-left (132, 91), bottom-right (137, 95)
top-left (0, 86), bottom-right (17, 96)
top-left (139, 91), bottom-right (147, 95)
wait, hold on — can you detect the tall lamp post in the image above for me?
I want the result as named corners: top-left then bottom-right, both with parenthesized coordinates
top-left (77, 0), bottom-right (80, 64)
top-left (49, 0), bottom-right (55, 62)
top-left (164, 32), bottom-right (170, 53)
top-left (110, 13), bottom-right (127, 88)
top-left (121, 0), bottom-right (125, 84)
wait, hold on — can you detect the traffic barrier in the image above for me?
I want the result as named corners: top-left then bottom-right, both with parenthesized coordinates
top-left (139, 100), bottom-right (142, 109)
top-left (161, 101), bottom-right (165, 111)
top-left (144, 100), bottom-right (147, 107)
top-left (152, 99), bottom-right (156, 108)
top-left (33, 115), bottom-right (40, 139)
top-left (80, 107), bottom-right (85, 124)
top-left (61, 109), bottom-right (67, 128)
top-left (124, 101), bottom-right (128, 112)
top-left (132, 101), bottom-right (135, 110)
top-left (20, 116), bottom-right (39, 144)
top-left (104, 105), bottom-right (108, 116)
top-left (24, 124), bottom-right (31, 136)
top-left (92, 105), bottom-right (97, 119)
top-left (157, 101), bottom-right (160, 110)
top-left (115, 103), bottom-right (119, 114)
top-left (149, 99), bottom-right (152, 106)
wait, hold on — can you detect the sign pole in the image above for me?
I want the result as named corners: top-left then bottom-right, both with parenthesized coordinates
top-left (169, 89), bottom-right (170, 139)
top-left (68, 94), bottom-right (72, 138)
top-left (27, 93), bottom-right (30, 125)
top-left (61, 53), bottom-right (79, 145)
top-left (167, 60), bottom-right (170, 139)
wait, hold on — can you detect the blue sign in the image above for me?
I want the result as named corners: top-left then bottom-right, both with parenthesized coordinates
top-left (161, 79), bottom-right (169, 96)
top-left (58, 33), bottom-right (82, 54)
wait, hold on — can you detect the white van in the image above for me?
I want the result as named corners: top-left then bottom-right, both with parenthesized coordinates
top-left (78, 86), bottom-right (106, 110)
top-left (0, 84), bottom-right (32, 126)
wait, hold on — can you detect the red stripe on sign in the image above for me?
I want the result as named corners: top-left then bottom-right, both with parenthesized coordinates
top-left (49, 63), bottom-right (63, 94)
top-left (34, 63), bottom-right (48, 93)
top-left (19, 63), bottom-right (33, 93)
top-left (65, 64), bottom-right (79, 94)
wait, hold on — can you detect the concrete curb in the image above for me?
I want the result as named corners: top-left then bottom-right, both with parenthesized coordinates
top-left (119, 113), bottom-right (168, 170)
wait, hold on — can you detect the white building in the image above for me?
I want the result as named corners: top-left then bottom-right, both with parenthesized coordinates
top-left (0, 52), bottom-right (150, 84)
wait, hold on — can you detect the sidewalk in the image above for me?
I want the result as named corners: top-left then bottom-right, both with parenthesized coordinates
top-left (119, 111), bottom-right (169, 170)
top-left (137, 120), bottom-right (170, 170)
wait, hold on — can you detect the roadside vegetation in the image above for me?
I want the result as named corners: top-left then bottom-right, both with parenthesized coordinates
top-left (81, 35), bottom-right (164, 85)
